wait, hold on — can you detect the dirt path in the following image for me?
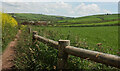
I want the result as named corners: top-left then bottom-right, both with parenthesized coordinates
top-left (1, 30), bottom-right (21, 71)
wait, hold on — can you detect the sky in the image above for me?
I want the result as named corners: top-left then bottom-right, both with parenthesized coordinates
top-left (0, 0), bottom-right (119, 17)
top-left (1, 0), bottom-right (120, 2)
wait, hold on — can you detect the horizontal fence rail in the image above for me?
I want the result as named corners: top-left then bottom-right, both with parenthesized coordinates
top-left (34, 35), bottom-right (58, 49)
top-left (32, 31), bottom-right (120, 70)
top-left (65, 46), bottom-right (120, 68)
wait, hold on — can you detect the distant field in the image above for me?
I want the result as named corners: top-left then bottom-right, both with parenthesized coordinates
top-left (57, 14), bottom-right (119, 27)
top-left (58, 20), bottom-right (119, 27)
top-left (57, 14), bottom-right (119, 24)
top-left (31, 26), bottom-right (119, 55)
top-left (8, 13), bottom-right (72, 24)
top-left (9, 13), bottom-right (120, 27)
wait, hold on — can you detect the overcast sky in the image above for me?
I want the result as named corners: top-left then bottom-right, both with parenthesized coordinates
top-left (0, 0), bottom-right (119, 17)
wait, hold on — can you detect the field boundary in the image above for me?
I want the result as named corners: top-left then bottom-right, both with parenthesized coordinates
top-left (32, 31), bottom-right (120, 70)
top-left (58, 24), bottom-right (119, 27)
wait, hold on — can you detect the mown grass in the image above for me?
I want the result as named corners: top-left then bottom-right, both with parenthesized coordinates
top-left (15, 25), bottom-right (120, 70)
top-left (58, 20), bottom-right (119, 27)
top-left (57, 14), bottom-right (119, 24)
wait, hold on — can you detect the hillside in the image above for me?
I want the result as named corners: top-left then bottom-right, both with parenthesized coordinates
top-left (58, 14), bottom-right (119, 24)
top-left (8, 13), bottom-right (72, 24)
top-left (8, 13), bottom-right (119, 26)
top-left (57, 14), bottom-right (119, 26)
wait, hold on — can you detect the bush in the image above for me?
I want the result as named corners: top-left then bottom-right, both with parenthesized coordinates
top-left (1, 12), bottom-right (18, 51)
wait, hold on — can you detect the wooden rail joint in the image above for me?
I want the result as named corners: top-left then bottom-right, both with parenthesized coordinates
top-left (32, 31), bottom-right (38, 43)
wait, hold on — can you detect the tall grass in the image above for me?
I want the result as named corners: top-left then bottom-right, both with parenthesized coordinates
top-left (15, 27), bottom-right (58, 70)
top-left (15, 26), bottom-right (120, 70)
top-left (1, 12), bottom-right (18, 51)
top-left (31, 26), bottom-right (119, 55)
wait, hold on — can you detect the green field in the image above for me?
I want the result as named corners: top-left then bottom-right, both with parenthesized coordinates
top-left (6, 13), bottom-right (119, 70)
top-left (31, 26), bottom-right (119, 55)
top-left (15, 25), bottom-right (120, 70)
top-left (8, 13), bottom-right (72, 24)
top-left (13, 25), bottom-right (118, 70)
top-left (58, 20), bottom-right (119, 27)
top-left (57, 14), bottom-right (119, 24)
top-left (9, 13), bottom-right (120, 27)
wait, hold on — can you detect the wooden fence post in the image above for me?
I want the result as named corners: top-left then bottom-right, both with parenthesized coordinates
top-left (28, 27), bottom-right (31, 34)
top-left (57, 40), bottom-right (70, 70)
top-left (32, 31), bottom-right (38, 43)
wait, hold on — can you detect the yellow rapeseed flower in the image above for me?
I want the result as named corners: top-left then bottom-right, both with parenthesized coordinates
top-left (1, 12), bottom-right (18, 29)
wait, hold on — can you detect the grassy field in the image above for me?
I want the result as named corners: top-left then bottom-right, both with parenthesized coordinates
top-left (15, 25), bottom-right (120, 70)
top-left (57, 14), bottom-right (119, 24)
top-left (8, 13), bottom-right (72, 24)
top-left (58, 20), bottom-right (119, 27)
top-left (8, 13), bottom-right (119, 70)
top-left (31, 26), bottom-right (119, 55)
top-left (9, 13), bottom-right (119, 27)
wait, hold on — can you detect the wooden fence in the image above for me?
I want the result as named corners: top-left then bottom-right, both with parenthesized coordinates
top-left (32, 31), bottom-right (120, 70)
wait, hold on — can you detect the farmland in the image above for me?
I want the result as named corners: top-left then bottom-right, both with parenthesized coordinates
top-left (31, 26), bottom-right (119, 55)
top-left (57, 14), bottom-right (119, 24)
top-left (8, 13), bottom-right (72, 24)
top-left (2, 13), bottom-right (120, 70)
top-left (14, 25), bottom-right (120, 70)
top-left (9, 13), bottom-right (120, 27)
top-left (58, 20), bottom-right (118, 27)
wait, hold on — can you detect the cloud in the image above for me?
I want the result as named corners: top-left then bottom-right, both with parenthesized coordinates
top-left (2, 2), bottom-right (112, 17)
top-left (72, 3), bottom-right (112, 17)
top-left (2, 0), bottom-right (119, 2)
top-left (75, 3), bottom-right (101, 15)
top-left (103, 9), bottom-right (112, 14)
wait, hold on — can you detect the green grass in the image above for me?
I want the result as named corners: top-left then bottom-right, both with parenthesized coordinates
top-left (9, 13), bottom-right (119, 27)
top-left (2, 26), bottom-right (18, 51)
top-left (59, 20), bottom-right (119, 27)
top-left (31, 26), bottom-right (119, 55)
top-left (13, 13), bottom-right (120, 70)
top-left (1, 13), bottom-right (19, 51)
top-left (15, 25), bottom-right (120, 70)
top-left (57, 14), bottom-right (119, 25)
top-left (15, 27), bottom-right (58, 70)
top-left (8, 13), bottom-right (72, 24)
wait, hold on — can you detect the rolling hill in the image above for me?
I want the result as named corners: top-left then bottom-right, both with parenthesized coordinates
top-left (8, 13), bottom-right (120, 26)
top-left (57, 14), bottom-right (119, 26)
top-left (8, 13), bottom-right (72, 24)
top-left (58, 14), bottom-right (119, 24)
